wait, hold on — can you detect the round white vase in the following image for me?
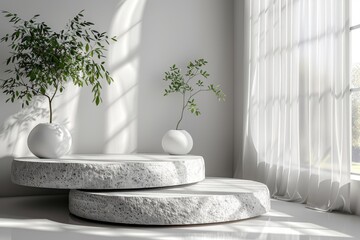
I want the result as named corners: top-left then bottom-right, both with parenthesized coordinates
top-left (162, 130), bottom-right (193, 155)
top-left (27, 123), bottom-right (72, 159)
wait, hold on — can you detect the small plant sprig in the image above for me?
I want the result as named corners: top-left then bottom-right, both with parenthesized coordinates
top-left (163, 59), bottom-right (225, 130)
top-left (0, 10), bottom-right (116, 123)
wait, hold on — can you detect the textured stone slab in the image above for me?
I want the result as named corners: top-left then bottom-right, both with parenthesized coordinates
top-left (11, 154), bottom-right (205, 189)
top-left (69, 178), bottom-right (270, 225)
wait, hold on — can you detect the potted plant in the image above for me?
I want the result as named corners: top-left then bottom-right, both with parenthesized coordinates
top-left (162, 59), bottom-right (225, 155)
top-left (0, 10), bottom-right (116, 158)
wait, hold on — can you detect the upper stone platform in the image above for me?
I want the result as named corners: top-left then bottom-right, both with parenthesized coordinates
top-left (11, 154), bottom-right (205, 189)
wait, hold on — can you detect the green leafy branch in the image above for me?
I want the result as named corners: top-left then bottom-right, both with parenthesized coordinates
top-left (163, 59), bottom-right (225, 130)
top-left (0, 10), bottom-right (117, 123)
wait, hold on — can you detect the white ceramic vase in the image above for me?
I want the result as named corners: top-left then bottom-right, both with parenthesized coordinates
top-left (162, 130), bottom-right (193, 155)
top-left (27, 123), bottom-right (72, 159)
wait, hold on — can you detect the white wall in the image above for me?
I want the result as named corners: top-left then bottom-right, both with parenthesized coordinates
top-left (0, 0), bottom-right (234, 196)
top-left (233, 0), bottom-right (245, 178)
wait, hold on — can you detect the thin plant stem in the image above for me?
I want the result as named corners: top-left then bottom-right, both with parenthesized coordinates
top-left (175, 88), bottom-right (209, 130)
top-left (189, 89), bottom-right (210, 100)
top-left (47, 96), bottom-right (53, 123)
top-left (47, 84), bottom-right (58, 124)
top-left (176, 91), bottom-right (186, 130)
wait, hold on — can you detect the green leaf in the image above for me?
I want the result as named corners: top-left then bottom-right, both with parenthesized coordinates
top-left (162, 58), bottom-right (225, 125)
top-left (0, 10), bottom-right (116, 113)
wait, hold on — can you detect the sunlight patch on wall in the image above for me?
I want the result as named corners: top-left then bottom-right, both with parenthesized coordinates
top-left (104, 0), bottom-right (147, 153)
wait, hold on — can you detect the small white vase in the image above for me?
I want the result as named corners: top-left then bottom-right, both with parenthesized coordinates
top-left (27, 123), bottom-right (72, 159)
top-left (162, 130), bottom-right (193, 155)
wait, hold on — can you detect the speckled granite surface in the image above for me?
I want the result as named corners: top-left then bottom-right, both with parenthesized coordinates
top-left (69, 178), bottom-right (270, 225)
top-left (11, 154), bottom-right (205, 189)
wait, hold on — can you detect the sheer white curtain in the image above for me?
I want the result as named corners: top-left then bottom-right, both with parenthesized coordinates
top-left (236, 0), bottom-right (351, 212)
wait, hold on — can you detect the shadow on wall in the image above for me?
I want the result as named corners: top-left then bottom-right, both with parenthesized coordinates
top-left (0, 97), bottom-right (47, 152)
top-left (0, 98), bottom-right (65, 196)
top-left (0, 0), bottom-right (145, 196)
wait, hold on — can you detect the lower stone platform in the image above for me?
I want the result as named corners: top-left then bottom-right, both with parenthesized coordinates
top-left (69, 178), bottom-right (270, 225)
top-left (11, 154), bottom-right (205, 189)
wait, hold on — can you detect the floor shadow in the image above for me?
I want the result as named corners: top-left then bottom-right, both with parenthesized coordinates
top-left (0, 156), bottom-right (66, 197)
top-left (0, 195), bottom-right (69, 221)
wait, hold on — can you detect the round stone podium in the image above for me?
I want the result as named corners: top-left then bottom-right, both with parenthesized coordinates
top-left (69, 178), bottom-right (270, 225)
top-left (11, 154), bottom-right (205, 189)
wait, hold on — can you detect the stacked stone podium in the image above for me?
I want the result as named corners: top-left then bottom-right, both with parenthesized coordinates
top-left (11, 154), bottom-right (270, 225)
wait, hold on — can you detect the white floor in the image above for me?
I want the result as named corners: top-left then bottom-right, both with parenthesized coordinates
top-left (0, 194), bottom-right (359, 240)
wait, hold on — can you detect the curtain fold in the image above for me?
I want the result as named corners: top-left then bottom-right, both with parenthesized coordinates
top-left (237, 0), bottom-right (351, 212)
